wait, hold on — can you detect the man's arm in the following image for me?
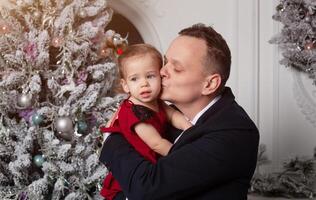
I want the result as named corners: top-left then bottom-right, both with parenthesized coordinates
top-left (99, 129), bottom-right (258, 200)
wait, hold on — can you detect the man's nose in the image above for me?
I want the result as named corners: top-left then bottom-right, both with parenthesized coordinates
top-left (160, 64), bottom-right (169, 78)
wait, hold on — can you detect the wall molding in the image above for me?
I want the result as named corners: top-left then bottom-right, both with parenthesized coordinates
top-left (272, 19), bottom-right (281, 171)
top-left (259, 0), bottom-right (282, 171)
top-left (236, 0), bottom-right (260, 124)
top-left (133, 0), bottom-right (166, 17)
top-left (108, 0), bottom-right (162, 51)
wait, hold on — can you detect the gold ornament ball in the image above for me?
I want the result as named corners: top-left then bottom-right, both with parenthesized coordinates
top-left (51, 36), bottom-right (64, 48)
top-left (34, 11), bottom-right (41, 18)
top-left (105, 37), bottom-right (115, 48)
top-left (1, 25), bottom-right (8, 31)
top-left (99, 47), bottom-right (112, 57)
top-left (305, 42), bottom-right (314, 50)
top-left (0, 22), bottom-right (10, 34)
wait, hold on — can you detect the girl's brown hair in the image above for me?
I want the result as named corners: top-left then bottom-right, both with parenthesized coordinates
top-left (117, 43), bottom-right (162, 79)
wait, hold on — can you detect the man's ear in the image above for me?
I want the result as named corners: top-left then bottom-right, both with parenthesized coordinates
top-left (120, 79), bottom-right (130, 93)
top-left (202, 74), bottom-right (221, 95)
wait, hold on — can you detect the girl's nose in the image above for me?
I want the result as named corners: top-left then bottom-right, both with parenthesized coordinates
top-left (141, 78), bottom-right (149, 87)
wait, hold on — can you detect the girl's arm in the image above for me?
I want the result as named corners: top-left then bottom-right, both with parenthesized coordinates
top-left (134, 123), bottom-right (172, 156)
top-left (162, 103), bottom-right (192, 130)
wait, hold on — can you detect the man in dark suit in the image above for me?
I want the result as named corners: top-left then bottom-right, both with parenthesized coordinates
top-left (100, 23), bottom-right (259, 200)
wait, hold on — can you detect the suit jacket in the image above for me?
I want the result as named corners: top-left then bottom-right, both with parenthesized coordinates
top-left (100, 87), bottom-right (259, 200)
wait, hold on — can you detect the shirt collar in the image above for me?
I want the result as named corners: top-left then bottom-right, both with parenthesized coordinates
top-left (190, 95), bottom-right (221, 125)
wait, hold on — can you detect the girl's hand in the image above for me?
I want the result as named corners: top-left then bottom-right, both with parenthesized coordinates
top-left (106, 108), bottom-right (120, 127)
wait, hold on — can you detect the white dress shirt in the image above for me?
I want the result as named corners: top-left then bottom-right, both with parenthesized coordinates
top-left (174, 95), bottom-right (221, 144)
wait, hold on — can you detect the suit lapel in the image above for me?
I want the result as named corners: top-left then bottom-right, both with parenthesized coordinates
top-left (170, 87), bottom-right (235, 151)
top-left (171, 125), bottom-right (204, 150)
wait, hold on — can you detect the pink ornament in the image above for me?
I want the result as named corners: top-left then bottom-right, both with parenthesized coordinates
top-left (18, 108), bottom-right (35, 123)
top-left (76, 70), bottom-right (88, 85)
top-left (23, 42), bottom-right (38, 61)
top-left (61, 77), bottom-right (70, 85)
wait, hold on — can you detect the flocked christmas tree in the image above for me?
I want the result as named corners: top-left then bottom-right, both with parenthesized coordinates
top-left (0, 0), bottom-right (127, 199)
top-left (270, 0), bottom-right (316, 85)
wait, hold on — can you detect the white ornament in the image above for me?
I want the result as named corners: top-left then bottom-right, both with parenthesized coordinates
top-left (79, 10), bottom-right (87, 18)
top-left (17, 93), bottom-right (33, 108)
top-left (113, 33), bottom-right (128, 47)
top-left (112, 35), bottom-right (122, 46)
top-left (55, 117), bottom-right (73, 133)
top-left (55, 72), bottom-right (76, 98)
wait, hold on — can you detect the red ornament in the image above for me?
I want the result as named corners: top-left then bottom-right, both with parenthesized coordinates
top-left (116, 48), bottom-right (124, 55)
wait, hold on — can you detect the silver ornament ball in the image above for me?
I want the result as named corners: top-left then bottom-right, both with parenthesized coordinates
top-left (57, 131), bottom-right (73, 141)
top-left (17, 93), bottom-right (33, 108)
top-left (113, 35), bottom-right (122, 47)
top-left (55, 117), bottom-right (73, 133)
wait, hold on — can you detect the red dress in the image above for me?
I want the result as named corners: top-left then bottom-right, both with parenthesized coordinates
top-left (99, 99), bottom-right (168, 200)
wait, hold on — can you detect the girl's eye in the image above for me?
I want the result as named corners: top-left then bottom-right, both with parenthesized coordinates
top-left (147, 74), bottom-right (155, 79)
top-left (130, 77), bottom-right (137, 81)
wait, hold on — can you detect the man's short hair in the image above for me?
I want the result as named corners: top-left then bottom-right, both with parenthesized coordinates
top-left (179, 23), bottom-right (231, 90)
